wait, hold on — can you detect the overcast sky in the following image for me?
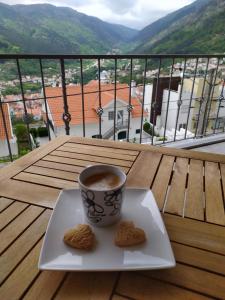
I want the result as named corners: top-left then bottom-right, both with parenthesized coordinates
top-left (1, 0), bottom-right (196, 29)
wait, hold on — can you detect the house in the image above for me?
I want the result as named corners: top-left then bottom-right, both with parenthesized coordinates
top-left (160, 77), bottom-right (223, 137)
top-left (42, 81), bottom-right (148, 141)
top-left (0, 102), bottom-right (17, 157)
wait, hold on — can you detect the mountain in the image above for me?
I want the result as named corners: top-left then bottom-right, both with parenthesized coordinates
top-left (131, 0), bottom-right (225, 54)
top-left (0, 3), bottom-right (137, 54)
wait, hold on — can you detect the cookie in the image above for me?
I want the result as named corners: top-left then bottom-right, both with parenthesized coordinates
top-left (63, 224), bottom-right (95, 250)
top-left (114, 221), bottom-right (146, 247)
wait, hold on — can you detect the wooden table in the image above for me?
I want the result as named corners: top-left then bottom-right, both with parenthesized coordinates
top-left (0, 136), bottom-right (225, 300)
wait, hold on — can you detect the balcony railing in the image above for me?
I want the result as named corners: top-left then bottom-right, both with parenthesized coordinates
top-left (0, 54), bottom-right (225, 163)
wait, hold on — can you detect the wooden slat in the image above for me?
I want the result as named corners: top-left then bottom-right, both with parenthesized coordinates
top-left (24, 166), bottom-right (78, 181)
top-left (126, 151), bottom-right (162, 188)
top-left (51, 150), bottom-right (133, 168)
top-left (0, 209), bottom-right (51, 284)
top-left (0, 205), bottom-right (44, 253)
top-left (152, 155), bottom-right (175, 210)
top-left (43, 155), bottom-right (129, 174)
top-left (164, 157), bottom-right (189, 216)
top-left (142, 263), bottom-right (225, 299)
top-left (23, 271), bottom-right (66, 300)
top-left (205, 162), bottom-right (225, 225)
top-left (220, 163), bottom-right (225, 208)
top-left (14, 172), bottom-right (78, 190)
top-left (116, 272), bottom-right (208, 300)
top-left (0, 201), bottom-right (28, 230)
top-left (0, 135), bottom-right (70, 182)
top-left (185, 159), bottom-right (204, 220)
top-left (55, 272), bottom-right (118, 300)
top-left (171, 242), bottom-right (225, 276)
top-left (0, 239), bottom-right (42, 300)
top-left (0, 198), bottom-right (14, 212)
top-left (163, 214), bottom-right (225, 255)
top-left (66, 140), bottom-right (139, 156)
top-left (0, 179), bottom-right (59, 208)
top-left (59, 145), bottom-right (137, 161)
top-left (34, 160), bottom-right (83, 173)
top-left (68, 136), bottom-right (225, 164)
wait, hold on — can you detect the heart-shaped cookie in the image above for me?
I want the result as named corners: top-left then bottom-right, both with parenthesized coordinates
top-left (63, 224), bottom-right (95, 250)
top-left (115, 221), bottom-right (146, 247)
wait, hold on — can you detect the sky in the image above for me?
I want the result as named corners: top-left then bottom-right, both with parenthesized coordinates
top-left (1, 0), bottom-right (196, 29)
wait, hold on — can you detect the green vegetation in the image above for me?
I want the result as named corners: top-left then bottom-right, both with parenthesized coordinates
top-left (0, 3), bottom-right (137, 55)
top-left (14, 124), bottom-right (30, 155)
top-left (131, 0), bottom-right (225, 54)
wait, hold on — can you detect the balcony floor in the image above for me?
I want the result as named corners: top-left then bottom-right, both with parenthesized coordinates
top-left (194, 142), bottom-right (225, 155)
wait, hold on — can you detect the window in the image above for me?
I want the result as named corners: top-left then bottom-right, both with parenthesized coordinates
top-left (136, 129), bottom-right (140, 134)
top-left (108, 111), bottom-right (114, 120)
top-left (118, 131), bottom-right (127, 140)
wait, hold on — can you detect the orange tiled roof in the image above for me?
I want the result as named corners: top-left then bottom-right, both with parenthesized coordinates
top-left (45, 83), bottom-right (147, 127)
top-left (0, 103), bottom-right (12, 140)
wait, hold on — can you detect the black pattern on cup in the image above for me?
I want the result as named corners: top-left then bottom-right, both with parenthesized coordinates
top-left (104, 189), bottom-right (123, 216)
top-left (81, 189), bottom-right (105, 223)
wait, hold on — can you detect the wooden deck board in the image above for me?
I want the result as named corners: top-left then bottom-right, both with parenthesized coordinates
top-left (142, 263), bottom-right (225, 299)
top-left (205, 162), bottom-right (225, 225)
top-left (58, 144), bottom-right (137, 161)
top-left (0, 239), bottom-right (42, 300)
top-left (126, 151), bottom-right (162, 188)
top-left (152, 155), bottom-right (175, 210)
top-left (164, 157), bottom-right (189, 216)
top-left (55, 272), bottom-right (118, 300)
top-left (13, 172), bottom-right (78, 189)
top-left (116, 272), bottom-right (209, 300)
top-left (185, 159), bottom-right (204, 220)
top-left (0, 198), bottom-right (14, 213)
top-left (0, 201), bottom-right (28, 231)
top-left (0, 206), bottom-right (44, 254)
top-left (0, 210), bottom-right (51, 284)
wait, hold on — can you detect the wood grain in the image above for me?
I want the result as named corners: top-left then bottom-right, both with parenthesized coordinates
top-left (152, 155), bottom-right (175, 210)
top-left (14, 172), bottom-right (78, 189)
top-left (205, 162), bottom-right (225, 225)
top-left (116, 272), bottom-right (208, 300)
top-left (0, 198), bottom-right (14, 213)
top-left (55, 272), bottom-right (118, 300)
top-left (50, 150), bottom-right (133, 168)
top-left (34, 160), bottom-right (83, 173)
top-left (0, 179), bottom-right (59, 208)
top-left (42, 155), bottom-right (129, 174)
top-left (126, 151), bottom-right (162, 188)
top-left (0, 239), bottom-right (42, 300)
top-left (65, 141), bottom-right (139, 156)
top-left (0, 201), bottom-right (28, 230)
top-left (164, 157), bottom-right (189, 216)
top-left (171, 241), bottom-right (225, 276)
top-left (142, 263), bottom-right (225, 299)
top-left (0, 205), bottom-right (44, 254)
top-left (185, 159), bottom-right (204, 220)
top-left (163, 213), bottom-right (225, 255)
top-left (58, 145), bottom-right (137, 161)
top-left (69, 136), bottom-right (225, 163)
top-left (24, 165), bottom-right (78, 181)
top-left (0, 209), bottom-right (51, 284)
top-left (23, 271), bottom-right (66, 300)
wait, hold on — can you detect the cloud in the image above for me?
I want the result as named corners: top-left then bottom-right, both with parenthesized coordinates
top-left (1, 0), bottom-right (195, 29)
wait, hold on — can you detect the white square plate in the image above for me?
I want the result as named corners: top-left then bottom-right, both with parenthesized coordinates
top-left (39, 188), bottom-right (175, 271)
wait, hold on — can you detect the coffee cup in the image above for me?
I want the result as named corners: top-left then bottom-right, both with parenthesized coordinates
top-left (78, 164), bottom-right (126, 227)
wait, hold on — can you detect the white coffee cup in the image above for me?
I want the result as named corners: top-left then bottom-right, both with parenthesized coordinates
top-left (78, 165), bottom-right (126, 227)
